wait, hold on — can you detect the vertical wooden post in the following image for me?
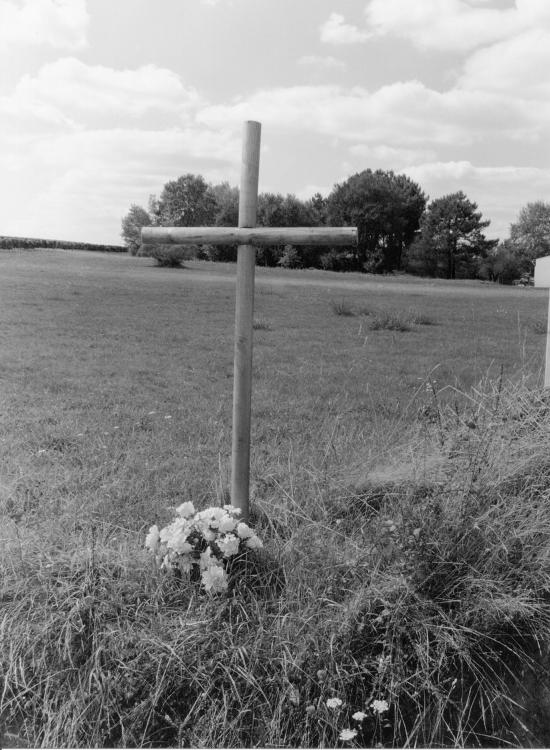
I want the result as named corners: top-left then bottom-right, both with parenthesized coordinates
top-left (231, 121), bottom-right (261, 520)
top-left (545, 290), bottom-right (550, 388)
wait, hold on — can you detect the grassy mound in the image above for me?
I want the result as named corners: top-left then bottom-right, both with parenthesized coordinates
top-left (2, 377), bottom-right (550, 747)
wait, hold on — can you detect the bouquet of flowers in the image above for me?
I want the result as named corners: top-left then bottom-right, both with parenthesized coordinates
top-left (145, 502), bottom-right (263, 593)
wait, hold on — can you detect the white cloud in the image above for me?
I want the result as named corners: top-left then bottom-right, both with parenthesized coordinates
top-left (459, 29), bottom-right (550, 99)
top-left (362, 0), bottom-right (550, 53)
top-left (320, 12), bottom-right (368, 44)
top-left (349, 143), bottom-right (437, 167)
top-left (0, 58), bottom-right (202, 130)
top-left (197, 81), bottom-right (545, 148)
top-left (0, 126), bottom-right (241, 243)
top-left (0, 0), bottom-right (88, 50)
top-left (297, 54), bottom-right (346, 70)
top-left (404, 161), bottom-right (550, 239)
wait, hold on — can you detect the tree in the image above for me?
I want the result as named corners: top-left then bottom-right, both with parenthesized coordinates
top-left (155, 174), bottom-right (217, 227)
top-left (481, 240), bottom-right (526, 284)
top-left (255, 192), bottom-right (321, 266)
top-left (305, 192), bottom-right (328, 225)
top-left (509, 201), bottom-right (550, 272)
top-left (409, 191), bottom-right (497, 279)
top-left (326, 169), bottom-right (427, 273)
top-left (211, 182), bottom-right (239, 226)
top-left (120, 204), bottom-right (151, 255)
top-left (203, 182), bottom-right (240, 262)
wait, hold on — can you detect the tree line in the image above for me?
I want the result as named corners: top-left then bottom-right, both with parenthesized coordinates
top-left (122, 172), bottom-right (550, 282)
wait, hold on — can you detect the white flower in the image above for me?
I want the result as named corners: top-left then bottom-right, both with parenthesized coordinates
top-left (159, 518), bottom-right (186, 545)
top-left (352, 711), bottom-right (367, 721)
top-left (170, 536), bottom-right (192, 555)
top-left (145, 525), bottom-right (160, 552)
top-left (199, 548), bottom-right (218, 570)
top-left (326, 697), bottom-right (343, 709)
top-left (236, 522), bottom-right (254, 539)
top-left (224, 504), bottom-right (241, 515)
top-left (177, 556), bottom-right (193, 574)
top-left (202, 528), bottom-right (216, 542)
top-left (370, 699), bottom-right (389, 714)
top-left (201, 564), bottom-right (228, 593)
top-left (218, 514), bottom-right (237, 533)
top-left (339, 728), bottom-right (357, 741)
top-left (175, 501), bottom-right (195, 518)
top-left (217, 533), bottom-right (241, 558)
top-left (200, 507), bottom-right (225, 521)
top-left (245, 534), bottom-right (263, 550)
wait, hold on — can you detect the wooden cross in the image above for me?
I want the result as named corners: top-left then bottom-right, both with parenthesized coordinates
top-left (142, 121), bottom-right (357, 520)
top-left (534, 255), bottom-right (550, 387)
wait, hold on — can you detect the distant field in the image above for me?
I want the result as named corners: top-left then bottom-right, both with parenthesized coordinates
top-left (0, 247), bottom-right (547, 527)
top-left (0, 235), bottom-right (125, 252)
top-left (2, 247), bottom-right (550, 748)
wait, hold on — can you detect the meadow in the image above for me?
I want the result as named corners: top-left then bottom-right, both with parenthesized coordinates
top-left (2, 248), bottom-right (550, 748)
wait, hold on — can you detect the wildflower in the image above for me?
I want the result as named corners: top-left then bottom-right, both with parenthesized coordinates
top-left (160, 518), bottom-right (187, 547)
top-left (177, 556), bottom-right (193, 574)
top-left (224, 504), bottom-right (241, 515)
top-left (218, 513), bottom-right (237, 533)
top-left (176, 501), bottom-right (195, 518)
top-left (216, 533), bottom-right (240, 558)
top-left (145, 525), bottom-right (160, 552)
top-left (371, 699), bottom-right (389, 714)
top-left (326, 697), bottom-right (343, 709)
top-left (339, 728), bottom-right (357, 741)
top-left (236, 522), bottom-right (254, 539)
top-left (170, 536), bottom-right (192, 555)
top-left (245, 534), bottom-right (263, 550)
top-left (316, 669), bottom-right (327, 680)
top-left (201, 564), bottom-right (228, 593)
top-left (352, 711), bottom-right (367, 721)
top-left (199, 548), bottom-right (218, 569)
top-left (305, 705), bottom-right (315, 716)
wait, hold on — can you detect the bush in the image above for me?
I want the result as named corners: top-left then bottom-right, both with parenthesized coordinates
top-left (277, 245), bottom-right (302, 269)
top-left (138, 244), bottom-right (195, 267)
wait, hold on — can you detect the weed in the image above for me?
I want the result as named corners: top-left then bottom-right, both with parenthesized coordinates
top-left (2, 253), bottom-right (550, 747)
top-left (408, 308), bottom-right (436, 325)
top-left (368, 312), bottom-right (412, 331)
top-left (330, 299), bottom-right (355, 316)
top-left (530, 318), bottom-right (547, 335)
top-left (253, 317), bottom-right (271, 331)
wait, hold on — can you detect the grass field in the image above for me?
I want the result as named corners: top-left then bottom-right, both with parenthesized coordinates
top-left (2, 248), bottom-right (550, 747)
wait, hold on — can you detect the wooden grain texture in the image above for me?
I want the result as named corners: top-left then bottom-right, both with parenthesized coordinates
top-left (141, 226), bottom-right (358, 246)
top-left (231, 121), bottom-right (262, 520)
top-left (545, 291), bottom-right (550, 388)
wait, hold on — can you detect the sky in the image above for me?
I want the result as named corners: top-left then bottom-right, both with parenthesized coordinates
top-left (1, 0), bottom-right (549, 245)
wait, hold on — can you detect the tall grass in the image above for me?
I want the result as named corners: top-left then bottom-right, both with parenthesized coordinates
top-left (3, 373), bottom-right (550, 747)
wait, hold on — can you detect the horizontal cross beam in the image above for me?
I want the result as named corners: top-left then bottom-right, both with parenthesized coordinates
top-left (141, 226), bottom-right (357, 247)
